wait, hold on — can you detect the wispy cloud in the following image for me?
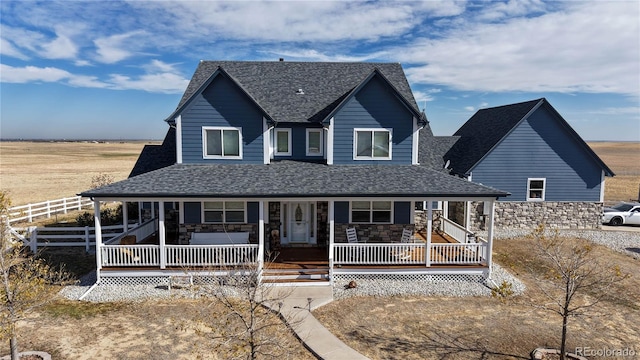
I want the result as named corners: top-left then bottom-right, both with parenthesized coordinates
top-left (94, 30), bottom-right (147, 64)
top-left (401, 1), bottom-right (640, 96)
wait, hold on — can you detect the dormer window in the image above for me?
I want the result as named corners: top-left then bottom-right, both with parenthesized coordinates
top-left (306, 128), bottom-right (323, 156)
top-left (354, 128), bottom-right (392, 160)
top-left (203, 126), bottom-right (242, 159)
top-left (274, 128), bottom-right (292, 156)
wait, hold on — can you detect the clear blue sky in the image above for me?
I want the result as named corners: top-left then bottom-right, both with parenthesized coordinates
top-left (1, 0), bottom-right (639, 141)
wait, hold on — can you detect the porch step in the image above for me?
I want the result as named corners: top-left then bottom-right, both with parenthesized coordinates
top-left (262, 268), bottom-right (330, 283)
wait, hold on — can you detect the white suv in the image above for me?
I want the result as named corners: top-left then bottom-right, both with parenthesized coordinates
top-left (602, 202), bottom-right (640, 226)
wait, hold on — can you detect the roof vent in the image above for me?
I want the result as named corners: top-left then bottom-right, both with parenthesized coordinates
top-left (296, 88), bottom-right (305, 95)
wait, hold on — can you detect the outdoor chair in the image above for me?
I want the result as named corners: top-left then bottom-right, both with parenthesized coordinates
top-left (400, 228), bottom-right (414, 243)
top-left (346, 227), bottom-right (359, 243)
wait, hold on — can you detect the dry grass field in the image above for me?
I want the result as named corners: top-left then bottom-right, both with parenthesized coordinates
top-left (588, 142), bottom-right (640, 203)
top-left (0, 141), bottom-right (157, 205)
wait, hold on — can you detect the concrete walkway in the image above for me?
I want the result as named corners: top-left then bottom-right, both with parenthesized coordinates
top-left (264, 286), bottom-right (369, 360)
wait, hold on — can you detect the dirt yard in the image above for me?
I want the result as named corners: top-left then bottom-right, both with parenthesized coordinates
top-left (313, 236), bottom-right (640, 359)
top-left (589, 141), bottom-right (640, 202)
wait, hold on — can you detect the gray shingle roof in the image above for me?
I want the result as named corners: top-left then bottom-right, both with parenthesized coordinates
top-left (83, 162), bottom-right (509, 199)
top-left (444, 98), bottom-right (542, 176)
top-left (128, 127), bottom-right (176, 178)
top-left (168, 61), bottom-right (420, 124)
top-left (444, 98), bottom-right (614, 177)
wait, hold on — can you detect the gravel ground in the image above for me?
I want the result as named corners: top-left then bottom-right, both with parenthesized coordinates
top-left (60, 228), bottom-right (638, 303)
top-left (481, 228), bottom-right (640, 260)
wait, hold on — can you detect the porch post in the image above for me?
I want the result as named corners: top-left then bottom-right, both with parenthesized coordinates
top-left (178, 201), bottom-right (185, 244)
top-left (258, 201), bottom-right (265, 279)
top-left (122, 201), bottom-right (128, 234)
top-left (137, 202), bottom-right (142, 223)
top-left (409, 201), bottom-right (415, 225)
top-left (159, 201), bottom-right (166, 269)
top-left (151, 202), bottom-right (156, 220)
top-left (328, 200), bottom-right (335, 284)
top-left (93, 200), bottom-right (102, 282)
top-left (465, 201), bottom-right (471, 232)
top-left (486, 199), bottom-right (496, 278)
top-left (426, 200), bottom-right (432, 267)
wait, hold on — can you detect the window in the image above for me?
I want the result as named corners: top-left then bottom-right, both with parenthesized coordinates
top-left (274, 128), bottom-right (291, 156)
top-left (306, 129), bottom-right (323, 156)
top-left (527, 178), bottom-right (546, 201)
top-left (354, 129), bottom-right (391, 160)
top-left (203, 127), bottom-right (242, 159)
top-left (351, 201), bottom-right (392, 223)
top-left (203, 201), bottom-right (246, 223)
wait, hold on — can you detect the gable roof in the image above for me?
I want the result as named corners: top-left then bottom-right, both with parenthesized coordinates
top-left (83, 162), bottom-right (509, 199)
top-left (444, 98), bottom-right (614, 177)
top-left (167, 61), bottom-right (420, 124)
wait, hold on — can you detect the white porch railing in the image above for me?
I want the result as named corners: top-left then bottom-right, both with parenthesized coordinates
top-left (334, 243), bottom-right (425, 265)
top-left (7, 196), bottom-right (93, 224)
top-left (429, 242), bottom-right (487, 265)
top-left (105, 219), bottom-right (157, 245)
top-left (101, 245), bottom-right (160, 267)
top-left (441, 217), bottom-right (474, 243)
top-left (100, 244), bottom-right (259, 268)
top-left (165, 244), bottom-right (258, 267)
top-left (334, 241), bottom-right (488, 266)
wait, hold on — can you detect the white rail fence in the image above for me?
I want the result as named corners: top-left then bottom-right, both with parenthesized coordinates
top-left (7, 196), bottom-right (93, 224)
top-left (11, 223), bottom-right (144, 253)
top-left (101, 245), bottom-right (161, 267)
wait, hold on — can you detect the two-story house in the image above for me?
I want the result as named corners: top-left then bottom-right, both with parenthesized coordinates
top-left (82, 60), bottom-right (509, 286)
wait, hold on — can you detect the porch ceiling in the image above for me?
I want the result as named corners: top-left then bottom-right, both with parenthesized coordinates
top-left (81, 161), bottom-right (509, 199)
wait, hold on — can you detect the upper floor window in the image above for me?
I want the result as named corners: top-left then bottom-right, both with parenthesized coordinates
top-left (351, 201), bottom-right (392, 223)
top-left (274, 128), bottom-right (292, 156)
top-left (306, 128), bottom-right (323, 156)
top-left (354, 129), bottom-right (391, 160)
top-left (203, 127), bottom-right (242, 159)
top-left (203, 201), bottom-right (246, 223)
top-left (527, 178), bottom-right (546, 201)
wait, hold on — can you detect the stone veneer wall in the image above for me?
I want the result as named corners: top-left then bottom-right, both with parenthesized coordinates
top-left (469, 201), bottom-right (603, 231)
top-left (413, 210), bottom-right (443, 232)
top-left (180, 223), bottom-right (259, 244)
top-left (334, 224), bottom-right (415, 243)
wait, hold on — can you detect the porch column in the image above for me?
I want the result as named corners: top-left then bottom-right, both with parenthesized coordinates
top-left (409, 201), bottom-right (415, 225)
top-left (151, 202), bottom-right (156, 220)
top-left (122, 201), bottom-right (128, 234)
top-left (426, 200), bottom-right (432, 267)
top-left (93, 200), bottom-right (102, 282)
top-left (328, 200), bottom-right (335, 283)
top-left (465, 201), bottom-right (471, 232)
top-left (486, 199), bottom-right (496, 278)
top-left (138, 202), bottom-right (142, 224)
top-left (159, 201), bottom-right (166, 269)
top-left (178, 201), bottom-right (185, 244)
top-left (258, 201), bottom-right (265, 278)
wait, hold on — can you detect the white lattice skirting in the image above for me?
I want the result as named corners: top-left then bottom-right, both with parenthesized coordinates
top-left (332, 273), bottom-right (485, 283)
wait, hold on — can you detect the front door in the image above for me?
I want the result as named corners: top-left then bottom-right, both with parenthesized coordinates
top-left (289, 202), bottom-right (309, 243)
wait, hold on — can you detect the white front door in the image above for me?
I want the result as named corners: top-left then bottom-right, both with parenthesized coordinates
top-left (289, 202), bottom-right (309, 243)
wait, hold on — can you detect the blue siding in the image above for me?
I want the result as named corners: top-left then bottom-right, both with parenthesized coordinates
top-left (181, 74), bottom-right (264, 164)
top-left (335, 201), bottom-right (350, 223)
top-left (332, 76), bottom-right (414, 164)
top-left (184, 202), bottom-right (201, 223)
top-left (273, 124), bottom-right (324, 161)
top-left (393, 202), bottom-right (411, 224)
top-left (472, 106), bottom-right (602, 201)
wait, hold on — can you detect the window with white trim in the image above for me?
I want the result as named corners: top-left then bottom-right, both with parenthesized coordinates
top-left (351, 201), bottom-right (392, 223)
top-left (306, 128), bottom-right (323, 156)
top-left (203, 201), bottom-right (246, 223)
top-left (274, 128), bottom-right (291, 156)
top-left (527, 178), bottom-right (546, 201)
top-left (203, 127), bottom-right (242, 159)
top-left (354, 129), bottom-right (391, 160)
